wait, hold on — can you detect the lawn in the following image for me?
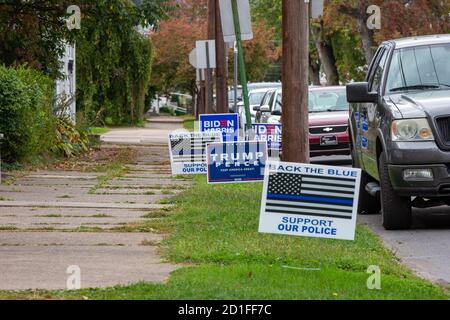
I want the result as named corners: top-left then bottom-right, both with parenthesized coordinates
top-left (182, 116), bottom-right (196, 131)
top-left (90, 127), bottom-right (110, 135)
top-left (1, 176), bottom-right (447, 300)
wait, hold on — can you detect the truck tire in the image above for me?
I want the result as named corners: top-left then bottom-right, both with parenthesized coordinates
top-left (379, 152), bottom-right (412, 230)
top-left (358, 171), bottom-right (381, 215)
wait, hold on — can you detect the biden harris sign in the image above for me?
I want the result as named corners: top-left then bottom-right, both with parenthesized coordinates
top-left (246, 124), bottom-right (282, 150)
top-left (258, 161), bottom-right (362, 241)
top-left (207, 141), bottom-right (267, 184)
top-left (199, 113), bottom-right (239, 142)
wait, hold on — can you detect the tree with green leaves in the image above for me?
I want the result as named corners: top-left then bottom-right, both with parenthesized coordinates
top-left (0, 0), bottom-right (172, 125)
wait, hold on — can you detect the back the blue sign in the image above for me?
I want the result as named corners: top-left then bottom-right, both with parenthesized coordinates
top-left (207, 141), bottom-right (267, 184)
top-left (199, 113), bottom-right (239, 142)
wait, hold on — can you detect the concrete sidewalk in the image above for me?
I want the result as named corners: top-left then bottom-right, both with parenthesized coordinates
top-left (101, 116), bottom-right (185, 145)
top-left (0, 118), bottom-right (186, 290)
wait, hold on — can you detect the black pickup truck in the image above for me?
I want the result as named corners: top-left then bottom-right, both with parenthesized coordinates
top-left (347, 34), bottom-right (450, 230)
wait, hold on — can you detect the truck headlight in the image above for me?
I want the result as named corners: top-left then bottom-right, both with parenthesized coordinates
top-left (391, 119), bottom-right (434, 141)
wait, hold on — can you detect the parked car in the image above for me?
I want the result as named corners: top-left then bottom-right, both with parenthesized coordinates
top-left (228, 82), bottom-right (281, 113)
top-left (237, 88), bottom-right (274, 128)
top-left (347, 34), bottom-right (450, 230)
top-left (255, 87), bottom-right (351, 157)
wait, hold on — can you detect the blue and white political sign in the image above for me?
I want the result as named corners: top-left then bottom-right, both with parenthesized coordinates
top-left (168, 131), bottom-right (222, 175)
top-left (246, 124), bottom-right (282, 150)
top-left (199, 113), bottom-right (239, 142)
top-left (207, 141), bottom-right (267, 184)
top-left (258, 161), bottom-right (362, 241)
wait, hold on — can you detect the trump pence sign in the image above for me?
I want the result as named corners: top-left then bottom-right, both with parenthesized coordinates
top-left (207, 141), bottom-right (267, 184)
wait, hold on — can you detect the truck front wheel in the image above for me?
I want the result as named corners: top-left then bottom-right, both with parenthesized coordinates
top-left (379, 152), bottom-right (412, 230)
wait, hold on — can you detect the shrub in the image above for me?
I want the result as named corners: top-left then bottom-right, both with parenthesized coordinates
top-left (159, 105), bottom-right (176, 116)
top-left (52, 115), bottom-right (90, 158)
top-left (0, 66), bottom-right (56, 163)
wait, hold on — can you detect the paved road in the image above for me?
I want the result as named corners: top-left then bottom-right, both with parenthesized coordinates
top-left (360, 209), bottom-right (450, 285)
top-left (312, 155), bottom-right (450, 285)
top-left (0, 118), bottom-right (185, 290)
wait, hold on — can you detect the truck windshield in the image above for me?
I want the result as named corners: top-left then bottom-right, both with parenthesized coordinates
top-left (386, 43), bottom-right (450, 93)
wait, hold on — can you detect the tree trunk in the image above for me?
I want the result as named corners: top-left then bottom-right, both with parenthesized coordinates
top-left (282, 0), bottom-right (310, 163)
top-left (337, 1), bottom-right (375, 65)
top-left (311, 21), bottom-right (339, 85)
top-left (357, 15), bottom-right (375, 64)
top-left (205, 0), bottom-right (216, 114)
top-left (309, 56), bottom-right (321, 86)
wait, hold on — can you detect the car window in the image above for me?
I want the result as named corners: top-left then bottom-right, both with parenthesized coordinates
top-left (370, 48), bottom-right (388, 92)
top-left (249, 92), bottom-right (266, 105)
top-left (431, 44), bottom-right (450, 86)
top-left (261, 90), bottom-right (273, 106)
top-left (385, 51), bottom-right (403, 91)
top-left (228, 88), bottom-right (242, 100)
top-left (267, 91), bottom-right (276, 111)
top-left (309, 90), bottom-right (349, 113)
top-left (273, 93), bottom-right (282, 112)
top-left (266, 89), bottom-right (349, 114)
top-left (366, 46), bottom-right (384, 83)
top-left (386, 43), bottom-right (450, 92)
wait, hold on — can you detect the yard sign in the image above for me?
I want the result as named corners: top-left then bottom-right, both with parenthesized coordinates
top-left (206, 141), bottom-right (267, 184)
top-left (168, 131), bottom-right (222, 175)
top-left (199, 113), bottom-right (239, 142)
top-left (246, 123), bottom-right (282, 156)
top-left (259, 161), bottom-right (362, 241)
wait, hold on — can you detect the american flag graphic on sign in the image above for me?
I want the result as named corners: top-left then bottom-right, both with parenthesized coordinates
top-left (170, 133), bottom-right (222, 163)
top-left (265, 172), bottom-right (355, 219)
top-left (168, 132), bottom-right (223, 175)
top-left (259, 161), bottom-right (361, 240)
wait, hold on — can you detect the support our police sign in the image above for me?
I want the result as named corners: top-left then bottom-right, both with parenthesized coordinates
top-left (207, 141), bottom-right (267, 184)
top-left (258, 161), bottom-right (361, 241)
top-left (200, 113), bottom-right (239, 142)
top-left (168, 131), bottom-right (222, 175)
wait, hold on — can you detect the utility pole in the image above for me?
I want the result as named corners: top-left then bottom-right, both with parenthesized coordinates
top-left (231, 0), bottom-right (252, 132)
top-left (282, 0), bottom-right (310, 163)
top-left (233, 42), bottom-right (238, 113)
top-left (206, 0), bottom-right (216, 114)
top-left (215, 0), bottom-right (229, 114)
top-left (197, 70), bottom-right (206, 119)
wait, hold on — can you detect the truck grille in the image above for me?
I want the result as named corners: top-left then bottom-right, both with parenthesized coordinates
top-left (309, 125), bottom-right (348, 135)
top-left (436, 117), bottom-right (450, 145)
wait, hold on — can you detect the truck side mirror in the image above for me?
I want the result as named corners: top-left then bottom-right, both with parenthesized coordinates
top-left (346, 82), bottom-right (378, 103)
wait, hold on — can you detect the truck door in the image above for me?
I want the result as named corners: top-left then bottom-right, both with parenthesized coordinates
top-left (359, 47), bottom-right (389, 179)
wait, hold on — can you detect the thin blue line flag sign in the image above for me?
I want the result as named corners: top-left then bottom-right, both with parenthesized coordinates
top-left (168, 131), bottom-right (222, 175)
top-left (200, 113), bottom-right (239, 142)
top-left (258, 161), bottom-right (362, 241)
top-left (207, 141), bottom-right (267, 184)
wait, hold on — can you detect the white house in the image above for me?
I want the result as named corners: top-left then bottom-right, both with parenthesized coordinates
top-left (55, 43), bottom-right (76, 122)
